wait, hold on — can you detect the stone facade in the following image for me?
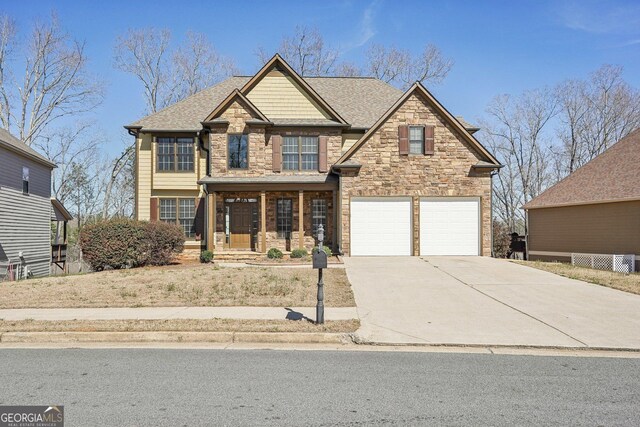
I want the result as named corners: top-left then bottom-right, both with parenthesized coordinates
top-left (339, 92), bottom-right (493, 256)
top-left (213, 190), bottom-right (334, 252)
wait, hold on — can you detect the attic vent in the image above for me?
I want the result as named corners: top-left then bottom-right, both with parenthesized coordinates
top-left (571, 253), bottom-right (635, 274)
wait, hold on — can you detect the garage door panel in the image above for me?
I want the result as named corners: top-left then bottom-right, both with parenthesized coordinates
top-left (351, 198), bottom-right (412, 256)
top-left (420, 198), bottom-right (479, 256)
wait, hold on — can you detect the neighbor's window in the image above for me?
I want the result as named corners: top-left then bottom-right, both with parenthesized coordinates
top-left (228, 134), bottom-right (248, 169)
top-left (159, 198), bottom-right (196, 238)
top-left (22, 166), bottom-right (29, 194)
top-left (276, 198), bottom-right (292, 239)
top-left (312, 199), bottom-right (327, 236)
top-left (157, 137), bottom-right (194, 172)
top-left (283, 136), bottom-right (318, 171)
top-left (409, 126), bottom-right (424, 155)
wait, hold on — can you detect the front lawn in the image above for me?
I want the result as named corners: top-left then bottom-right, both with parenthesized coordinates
top-left (0, 318), bottom-right (360, 333)
top-left (0, 265), bottom-right (355, 308)
top-left (514, 260), bottom-right (640, 295)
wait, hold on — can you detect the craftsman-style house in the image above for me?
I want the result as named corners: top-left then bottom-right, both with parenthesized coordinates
top-left (126, 54), bottom-right (500, 256)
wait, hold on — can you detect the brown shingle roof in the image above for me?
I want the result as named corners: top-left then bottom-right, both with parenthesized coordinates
top-left (0, 128), bottom-right (56, 168)
top-left (523, 129), bottom-right (640, 209)
top-left (128, 76), bottom-right (403, 131)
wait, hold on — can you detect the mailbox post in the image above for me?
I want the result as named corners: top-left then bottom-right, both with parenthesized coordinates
top-left (312, 224), bottom-right (328, 324)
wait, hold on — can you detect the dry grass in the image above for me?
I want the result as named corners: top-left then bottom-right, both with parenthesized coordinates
top-left (0, 265), bottom-right (355, 309)
top-left (0, 318), bottom-right (360, 333)
top-left (515, 260), bottom-right (640, 295)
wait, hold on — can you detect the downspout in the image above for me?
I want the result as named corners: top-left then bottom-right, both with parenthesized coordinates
top-left (198, 127), bottom-right (211, 250)
top-left (198, 128), bottom-right (211, 176)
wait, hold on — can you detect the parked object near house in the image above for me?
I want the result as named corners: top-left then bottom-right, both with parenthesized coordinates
top-left (0, 128), bottom-right (72, 279)
top-left (126, 54), bottom-right (501, 257)
top-left (524, 129), bottom-right (640, 271)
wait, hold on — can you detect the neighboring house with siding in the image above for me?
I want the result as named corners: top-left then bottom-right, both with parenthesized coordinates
top-left (524, 129), bottom-right (640, 269)
top-left (126, 54), bottom-right (501, 257)
top-left (0, 129), bottom-right (57, 278)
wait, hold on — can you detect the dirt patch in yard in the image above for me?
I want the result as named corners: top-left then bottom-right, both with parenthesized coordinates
top-left (514, 260), bottom-right (640, 295)
top-left (0, 265), bottom-right (355, 308)
top-left (0, 319), bottom-right (359, 333)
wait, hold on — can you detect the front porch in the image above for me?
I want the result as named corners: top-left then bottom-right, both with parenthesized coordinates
top-left (200, 176), bottom-right (338, 254)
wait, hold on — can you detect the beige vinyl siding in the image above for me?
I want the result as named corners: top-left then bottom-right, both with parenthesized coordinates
top-left (151, 137), bottom-right (199, 190)
top-left (0, 187), bottom-right (52, 277)
top-left (246, 73), bottom-right (330, 120)
top-left (341, 133), bottom-right (362, 154)
top-left (137, 134), bottom-right (152, 220)
top-left (528, 201), bottom-right (640, 256)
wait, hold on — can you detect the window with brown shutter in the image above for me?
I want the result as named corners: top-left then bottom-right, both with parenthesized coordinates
top-left (425, 125), bottom-right (435, 155)
top-left (318, 136), bottom-right (328, 172)
top-left (398, 125), bottom-right (409, 155)
top-left (272, 134), bottom-right (282, 172)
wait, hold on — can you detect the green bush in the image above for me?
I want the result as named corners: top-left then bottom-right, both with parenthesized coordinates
top-left (79, 219), bottom-right (185, 271)
top-left (322, 245), bottom-right (332, 257)
top-left (267, 248), bottom-right (283, 259)
top-left (142, 221), bottom-right (185, 266)
top-left (290, 248), bottom-right (308, 258)
top-left (200, 250), bottom-right (214, 263)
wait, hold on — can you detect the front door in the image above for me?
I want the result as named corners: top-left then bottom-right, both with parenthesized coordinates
top-left (230, 203), bottom-right (253, 249)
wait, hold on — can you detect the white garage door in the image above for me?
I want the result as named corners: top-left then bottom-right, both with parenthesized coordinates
top-left (420, 197), bottom-right (480, 256)
top-left (351, 197), bottom-right (412, 256)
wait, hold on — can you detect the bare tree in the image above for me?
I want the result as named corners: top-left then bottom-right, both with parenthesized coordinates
top-left (102, 144), bottom-right (135, 218)
top-left (333, 62), bottom-right (362, 77)
top-left (366, 44), bottom-right (453, 89)
top-left (256, 26), bottom-right (339, 76)
top-left (0, 13), bottom-right (103, 146)
top-left (481, 89), bottom-right (558, 231)
top-left (114, 28), bottom-right (236, 114)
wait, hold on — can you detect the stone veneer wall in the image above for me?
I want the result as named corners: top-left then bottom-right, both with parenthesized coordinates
top-left (214, 191), bottom-right (334, 252)
top-left (339, 92), bottom-right (493, 256)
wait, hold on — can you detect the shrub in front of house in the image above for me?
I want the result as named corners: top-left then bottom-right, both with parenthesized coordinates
top-left (200, 250), bottom-right (214, 263)
top-left (322, 246), bottom-right (332, 257)
top-left (141, 221), bottom-right (185, 266)
top-left (267, 248), bottom-right (283, 259)
top-left (79, 219), bottom-right (185, 271)
top-left (290, 248), bottom-right (308, 258)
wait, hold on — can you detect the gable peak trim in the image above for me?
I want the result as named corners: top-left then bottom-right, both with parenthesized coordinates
top-left (204, 88), bottom-right (270, 122)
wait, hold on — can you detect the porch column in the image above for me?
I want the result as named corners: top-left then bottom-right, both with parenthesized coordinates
top-left (298, 190), bottom-right (304, 249)
top-left (261, 191), bottom-right (267, 253)
top-left (207, 192), bottom-right (216, 251)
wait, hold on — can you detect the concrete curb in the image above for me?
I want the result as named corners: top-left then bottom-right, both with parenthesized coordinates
top-left (0, 331), bottom-right (353, 345)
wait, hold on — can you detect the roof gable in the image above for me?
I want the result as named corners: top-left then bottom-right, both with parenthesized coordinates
top-left (524, 129), bottom-right (640, 209)
top-left (0, 128), bottom-right (56, 168)
top-left (204, 89), bottom-right (269, 123)
top-left (337, 82), bottom-right (500, 165)
top-left (240, 54), bottom-right (347, 125)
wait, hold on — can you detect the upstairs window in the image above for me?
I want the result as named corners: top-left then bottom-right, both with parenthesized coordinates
top-left (409, 126), bottom-right (425, 155)
top-left (22, 166), bottom-right (29, 194)
top-left (228, 134), bottom-right (248, 169)
top-left (283, 136), bottom-right (318, 171)
top-left (157, 137), bottom-right (194, 172)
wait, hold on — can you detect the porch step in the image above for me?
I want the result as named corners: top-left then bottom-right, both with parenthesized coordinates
top-left (213, 252), bottom-right (266, 262)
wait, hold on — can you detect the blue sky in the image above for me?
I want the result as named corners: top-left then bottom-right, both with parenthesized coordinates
top-left (3, 0), bottom-right (640, 156)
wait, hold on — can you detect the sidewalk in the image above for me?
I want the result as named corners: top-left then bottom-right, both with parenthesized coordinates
top-left (0, 306), bottom-right (359, 322)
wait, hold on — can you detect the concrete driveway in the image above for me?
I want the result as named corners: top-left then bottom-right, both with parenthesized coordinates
top-left (344, 256), bottom-right (640, 349)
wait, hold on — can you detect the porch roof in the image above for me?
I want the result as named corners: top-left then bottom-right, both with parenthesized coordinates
top-left (198, 174), bottom-right (338, 191)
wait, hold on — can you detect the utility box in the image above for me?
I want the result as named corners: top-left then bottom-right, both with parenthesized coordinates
top-left (312, 249), bottom-right (327, 269)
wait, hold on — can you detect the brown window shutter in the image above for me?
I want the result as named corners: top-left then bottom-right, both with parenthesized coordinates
top-left (425, 125), bottom-right (435, 155)
top-left (272, 134), bottom-right (282, 172)
top-left (194, 197), bottom-right (204, 241)
top-left (398, 125), bottom-right (409, 155)
top-left (149, 198), bottom-right (158, 222)
top-left (318, 136), bottom-right (328, 172)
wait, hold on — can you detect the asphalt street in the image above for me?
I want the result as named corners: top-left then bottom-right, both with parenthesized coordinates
top-left (0, 349), bottom-right (638, 426)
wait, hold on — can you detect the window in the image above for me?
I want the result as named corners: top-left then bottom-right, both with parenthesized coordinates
top-left (179, 199), bottom-right (196, 238)
top-left (282, 136), bottom-right (318, 171)
top-left (159, 198), bottom-right (196, 238)
top-left (228, 134), bottom-right (248, 169)
top-left (312, 199), bottom-right (327, 237)
top-left (409, 126), bottom-right (424, 155)
top-left (276, 198), bottom-right (292, 239)
top-left (22, 167), bottom-right (29, 194)
top-left (156, 137), bottom-right (194, 172)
